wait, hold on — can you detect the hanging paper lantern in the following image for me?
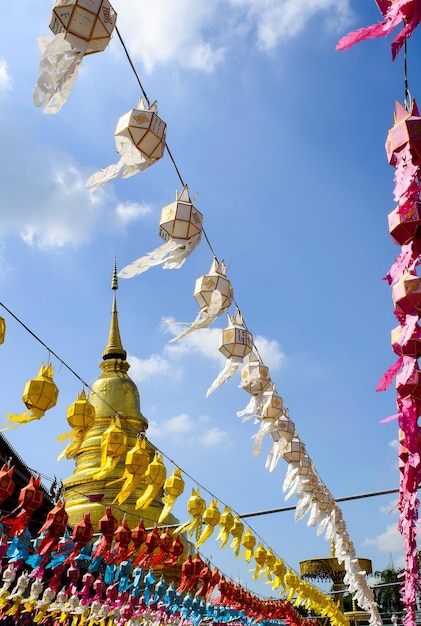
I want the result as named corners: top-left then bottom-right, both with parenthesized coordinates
top-left (49, 0), bottom-right (117, 55)
top-left (386, 100), bottom-right (421, 166)
top-left (36, 500), bottom-right (69, 557)
top-left (86, 99), bottom-right (166, 190)
top-left (135, 451), bottom-right (166, 510)
top-left (388, 203), bottom-right (421, 245)
top-left (251, 543), bottom-right (267, 580)
top-left (206, 310), bottom-right (253, 397)
top-left (0, 317), bottom-right (5, 345)
top-left (91, 507), bottom-right (118, 561)
top-left (265, 412), bottom-right (297, 473)
top-left (3, 363), bottom-right (59, 431)
top-left (34, 1), bottom-right (117, 114)
top-left (282, 437), bottom-right (306, 464)
top-left (392, 271), bottom-right (421, 316)
top-left (93, 417), bottom-right (127, 481)
top-left (169, 258), bottom-right (234, 342)
top-left (196, 500), bottom-right (221, 547)
top-left (0, 463), bottom-right (15, 506)
top-left (111, 436), bottom-right (150, 505)
top-left (215, 506), bottom-right (234, 549)
top-left (158, 466), bottom-right (185, 524)
top-left (64, 513), bottom-right (94, 563)
top-left (118, 185), bottom-right (202, 277)
top-left (252, 388), bottom-right (287, 458)
top-left (229, 516), bottom-right (244, 557)
top-left (396, 361), bottom-right (421, 402)
top-left (240, 357), bottom-right (271, 396)
top-left (240, 529), bottom-right (256, 563)
top-left (175, 488), bottom-right (206, 541)
top-left (392, 322), bottom-right (421, 358)
top-left (57, 390), bottom-right (96, 460)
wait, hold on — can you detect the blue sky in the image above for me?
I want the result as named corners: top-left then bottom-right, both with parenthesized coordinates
top-left (0, 0), bottom-right (415, 599)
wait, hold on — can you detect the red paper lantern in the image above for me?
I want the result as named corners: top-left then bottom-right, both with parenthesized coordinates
top-left (392, 271), bottom-right (421, 316)
top-left (0, 464), bottom-right (15, 506)
top-left (388, 202), bottom-right (421, 245)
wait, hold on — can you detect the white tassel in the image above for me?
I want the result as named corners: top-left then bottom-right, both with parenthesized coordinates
top-left (265, 436), bottom-right (289, 472)
top-left (169, 290), bottom-right (225, 342)
top-left (119, 233), bottom-right (201, 278)
top-left (294, 493), bottom-right (312, 522)
top-left (206, 357), bottom-right (242, 397)
top-left (86, 136), bottom-right (151, 190)
top-left (252, 419), bottom-right (277, 458)
top-left (33, 35), bottom-right (82, 114)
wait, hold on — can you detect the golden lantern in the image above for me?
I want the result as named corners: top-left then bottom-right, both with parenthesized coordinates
top-left (215, 506), bottom-right (234, 549)
top-left (230, 516), bottom-right (244, 556)
top-left (57, 389), bottom-right (96, 460)
top-left (251, 543), bottom-right (267, 580)
top-left (93, 417), bottom-right (127, 480)
top-left (207, 310), bottom-right (253, 397)
top-left (135, 452), bottom-right (166, 510)
top-left (175, 488), bottom-right (206, 541)
top-left (196, 500), bottom-right (221, 547)
top-left (0, 317), bottom-right (5, 345)
top-left (241, 529), bottom-right (256, 563)
top-left (159, 185), bottom-right (203, 243)
top-left (23, 363), bottom-right (59, 418)
top-left (158, 467), bottom-right (185, 524)
top-left (49, 0), bottom-right (117, 55)
top-left (194, 258), bottom-right (233, 313)
top-left (111, 436), bottom-right (150, 505)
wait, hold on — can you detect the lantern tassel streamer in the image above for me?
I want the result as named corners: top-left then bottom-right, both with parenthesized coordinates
top-left (33, 35), bottom-right (82, 114)
top-left (206, 357), bottom-right (242, 398)
top-left (168, 290), bottom-right (225, 342)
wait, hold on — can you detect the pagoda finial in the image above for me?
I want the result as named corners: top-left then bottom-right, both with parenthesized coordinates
top-left (102, 260), bottom-right (127, 361)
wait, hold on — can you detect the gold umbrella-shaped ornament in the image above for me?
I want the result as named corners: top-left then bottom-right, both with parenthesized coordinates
top-left (158, 467), bottom-right (185, 524)
top-left (174, 488), bottom-right (206, 542)
top-left (169, 258), bottom-right (234, 343)
top-left (196, 500), bottom-right (221, 547)
top-left (86, 99), bottom-right (166, 190)
top-left (206, 310), bottom-right (253, 397)
top-left (135, 452), bottom-right (167, 510)
top-left (57, 390), bottom-right (96, 460)
top-left (237, 353), bottom-right (271, 422)
top-left (34, 0), bottom-right (117, 114)
top-left (119, 185), bottom-right (203, 278)
top-left (93, 417), bottom-right (127, 481)
top-left (2, 363), bottom-right (59, 431)
top-left (110, 436), bottom-right (150, 505)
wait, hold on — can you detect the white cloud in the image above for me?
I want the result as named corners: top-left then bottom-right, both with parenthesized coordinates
top-left (128, 353), bottom-right (174, 383)
top-left (164, 324), bottom-right (222, 363)
top-left (147, 411), bottom-right (229, 448)
top-left (113, 0), bottom-right (352, 72)
top-left (254, 335), bottom-right (284, 371)
top-left (115, 201), bottom-right (152, 224)
top-left (0, 58), bottom-right (12, 97)
top-left (198, 426), bottom-right (230, 447)
top-left (363, 523), bottom-right (404, 554)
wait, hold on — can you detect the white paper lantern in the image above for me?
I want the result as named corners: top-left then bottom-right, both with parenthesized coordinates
top-left (159, 186), bottom-right (203, 242)
top-left (282, 437), bottom-right (306, 464)
top-left (194, 259), bottom-right (233, 313)
top-left (49, 0), bottom-right (117, 55)
top-left (240, 358), bottom-right (271, 396)
top-left (116, 100), bottom-right (166, 163)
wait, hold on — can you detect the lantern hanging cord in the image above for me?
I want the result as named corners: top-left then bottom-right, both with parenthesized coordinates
top-left (403, 38), bottom-right (412, 110)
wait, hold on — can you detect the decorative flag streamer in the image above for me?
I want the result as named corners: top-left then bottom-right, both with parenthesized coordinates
top-left (337, 0), bottom-right (421, 60)
top-left (33, 0), bottom-right (117, 113)
top-left (86, 98), bottom-right (166, 190)
top-left (2, 363), bottom-right (59, 431)
top-left (118, 185), bottom-right (203, 277)
top-left (206, 310), bottom-right (253, 397)
top-left (168, 258), bottom-right (234, 342)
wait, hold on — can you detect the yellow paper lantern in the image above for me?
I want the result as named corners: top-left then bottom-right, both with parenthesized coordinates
top-left (230, 516), bottom-right (244, 556)
top-left (67, 389), bottom-right (96, 430)
top-left (0, 317), bottom-right (5, 345)
top-left (111, 437), bottom-right (150, 505)
top-left (251, 543), bottom-right (267, 580)
top-left (49, 0), bottom-right (117, 55)
top-left (23, 363), bottom-right (59, 418)
top-left (159, 185), bottom-right (203, 243)
top-left (241, 529), bottom-right (256, 563)
top-left (135, 452), bottom-right (166, 510)
top-left (116, 99), bottom-right (167, 162)
top-left (194, 259), bottom-right (233, 312)
top-left (215, 506), bottom-right (234, 549)
top-left (158, 467), bottom-right (185, 524)
top-left (174, 488), bottom-right (206, 541)
top-left (93, 417), bottom-right (127, 480)
top-left (196, 500), bottom-right (221, 547)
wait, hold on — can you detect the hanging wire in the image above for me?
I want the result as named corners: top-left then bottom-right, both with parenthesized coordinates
top-left (403, 38), bottom-right (412, 111)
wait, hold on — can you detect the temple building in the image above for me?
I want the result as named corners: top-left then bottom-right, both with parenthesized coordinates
top-left (62, 264), bottom-right (180, 532)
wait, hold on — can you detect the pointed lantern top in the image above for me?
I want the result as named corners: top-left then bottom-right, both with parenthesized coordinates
top-left (102, 260), bottom-right (127, 361)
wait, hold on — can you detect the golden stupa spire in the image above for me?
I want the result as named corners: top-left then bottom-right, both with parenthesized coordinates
top-left (102, 259), bottom-right (127, 361)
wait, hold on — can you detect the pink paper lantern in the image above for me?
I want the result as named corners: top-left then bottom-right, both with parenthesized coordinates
top-left (396, 363), bottom-right (421, 402)
top-left (388, 203), bottom-right (421, 246)
top-left (392, 271), bottom-right (421, 316)
top-left (391, 324), bottom-right (421, 358)
top-left (386, 100), bottom-right (421, 166)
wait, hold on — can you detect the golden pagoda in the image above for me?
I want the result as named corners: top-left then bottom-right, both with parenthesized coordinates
top-left (63, 263), bottom-right (179, 532)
